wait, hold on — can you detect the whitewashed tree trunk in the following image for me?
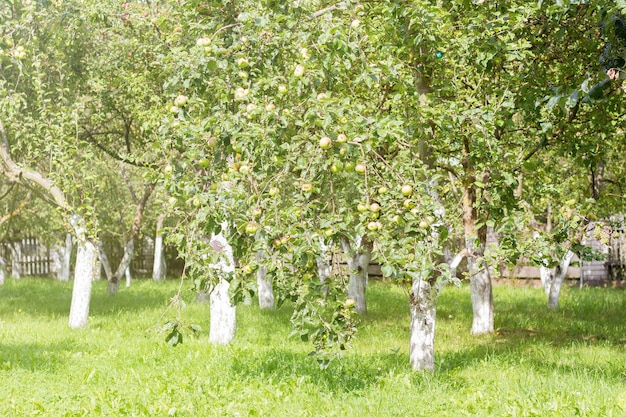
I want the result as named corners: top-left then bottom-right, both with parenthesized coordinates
top-left (60, 233), bottom-right (72, 282)
top-left (152, 214), bottom-right (167, 282)
top-left (256, 251), bottom-right (274, 309)
top-left (10, 242), bottom-right (20, 279)
top-left (125, 266), bottom-right (131, 288)
top-left (468, 255), bottom-right (493, 335)
top-left (92, 257), bottom-right (102, 281)
top-left (410, 277), bottom-right (436, 371)
top-left (340, 236), bottom-right (372, 315)
top-left (540, 265), bottom-right (553, 296)
top-left (0, 257), bottom-right (6, 285)
top-left (548, 250), bottom-right (575, 310)
top-left (107, 239), bottom-right (134, 295)
top-left (68, 216), bottom-right (97, 329)
top-left (316, 239), bottom-right (333, 297)
top-left (97, 240), bottom-right (113, 282)
top-left (208, 230), bottom-right (237, 344)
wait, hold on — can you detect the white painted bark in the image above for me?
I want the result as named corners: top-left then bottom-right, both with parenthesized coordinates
top-left (68, 217), bottom-right (97, 329)
top-left (340, 236), bottom-right (372, 315)
top-left (548, 250), bottom-right (575, 310)
top-left (255, 251), bottom-right (274, 309)
top-left (152, 214), bottom-right (167, 282)
top-left (208, 230), bottom-right (237, 344)
top-left (107, 239), bottom-right (134, 295)
top-left (97, 240), bottom-right (113, 282)
top-left (410, 278), bottom-right (436, 371)
top-left (316, 239), bottom-right (332, 297)
top-left (125, 266), bottom-right (131, 288)
top-left (468, 256), bottom-right (494, 335)
top-left (92, 257), bottom-right (102, 281)
top-left (60, 233), bottom-right (72, 282)
top-left (540, 265), bottom-right (553, 296)
top-left (0, 257), bottom-right (6, 285)
top-left (10, 243), bottom-right (20, 279)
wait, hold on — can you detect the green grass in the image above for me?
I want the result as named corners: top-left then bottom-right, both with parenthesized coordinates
top-left (1, 278), bottom-right (625, 416)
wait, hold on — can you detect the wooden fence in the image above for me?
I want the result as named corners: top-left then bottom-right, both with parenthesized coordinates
top-left (0, 236), bottom-right (183, 278)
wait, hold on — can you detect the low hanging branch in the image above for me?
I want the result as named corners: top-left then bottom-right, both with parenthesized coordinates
top-left (0, 119), bottom-right (71, 212)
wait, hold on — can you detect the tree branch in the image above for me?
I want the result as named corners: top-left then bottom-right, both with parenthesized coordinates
top-left (81, 128), bottom-right (157, 169)
top-left (310, 2), bottom-right (346, 19)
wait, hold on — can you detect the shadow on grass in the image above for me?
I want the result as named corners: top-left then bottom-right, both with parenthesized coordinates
top-left (0, 278), bottom-right (177, 318)
top-left (0, 340), bottom-right (76, 372)
top-left (229, 347), bottom-right (407, 394)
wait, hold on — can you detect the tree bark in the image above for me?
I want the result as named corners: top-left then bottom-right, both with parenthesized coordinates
top-left (97, 240), bottom-right (113, 282)
top-left (68, 216), bottom-right (97, 329)
top-left (316, 239), bottom-right (333, 297)
top-left (340, 235), bottom-right (372, 315)
top-left (409, 277), bottom-right (436, 371)
top-left (53, 233), bottom-right (72, 282)
top-left (107, 182), bottom-right (154, 295)
top-left (256, 250), bottom-right (274, 309)
top-left (10, 242), bottom-right (20, 279)
top-left (469, 258), bottom-right (493, 334)
top-left (0, 257), bottom-right (6, 285)
top-left (208, 230), bottom-right (237, 344)
top-left (152, 213), bottom-right (167, 282)
top-left (548, 250), bottom-right (575, 310)
top-left (540, 265), bottom-right (553, 296)
top-left (0, 118), bottom-right (94, 327)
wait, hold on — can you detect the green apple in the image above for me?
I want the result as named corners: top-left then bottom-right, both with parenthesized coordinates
top-left (401, 185), bottom-right (413, 196)
top-left (174, 94), bottom-right (188, 106)
top-left (336, 133), bottom-right (348, 143)
top-left (319, 136), bottom-right (332, 149)
top-left (245, 222), bottom-right (258, 235)
top-left (302, 183), bottom-right (313, 192)
top-left (268, 187), bottom-right (279, 197)
top-left (294, 64), bottom-right (305, 77)
top-left (355, 163), bottom-right (366, 174)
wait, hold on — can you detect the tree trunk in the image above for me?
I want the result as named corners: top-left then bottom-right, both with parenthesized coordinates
top-left (256, 251), bottom-right (274, 309)
top-left (10, 242), bottom-right (20, 279)
top-left (68, 216), bottom-right (97, 329)
top-left (60, 233), bottom-right (72, 282)
top-left (462, 176), bottom-right (494, 335)
top-left (97, 240), bottom-right (113, 282)
top-left (540, 265), bottom-right (553, 296)
top-left (0, 257), bottom-right (6, 285)
top-left (340, 235), bottom-right (372, 315)
top-left (209, 278), bottom-right (237, 344)
top-left (152, 214), bottom-right (167, 282)
top-left (409, 277), bottom-right (436, 372)
top-left (316, 239), bottom-right (333, 297)
top-left (108, 182), bottom-right (154, 295)
top-left (0, 120), bottom-right (94, 328)
top-left (469, 257), bottom-right (493, 335)
top-left (108, 238), bottom-right (135, 295)
top-left (92, 256), bottom-right (102, 281)
top-left (125, 266), bottom-right (131, 288)
top-left (208, 230), bottom-right (237, 344)
top-left (548, 250), bottom-right (575, 310)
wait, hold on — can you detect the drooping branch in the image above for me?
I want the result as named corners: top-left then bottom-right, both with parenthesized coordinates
top-left (0, 118), bottom-right (70, 211)
top-left (310, 2), bottom-right (346, 19)
top-left (80, 128), bottom-right (157, 169)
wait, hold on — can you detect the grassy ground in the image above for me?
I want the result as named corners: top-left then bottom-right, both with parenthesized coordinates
top-left (0, 278), bottom-right (625, 416)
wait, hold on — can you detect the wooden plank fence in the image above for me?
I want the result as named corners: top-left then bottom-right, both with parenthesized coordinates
top-left (0, 236), bottom-right (183, 278)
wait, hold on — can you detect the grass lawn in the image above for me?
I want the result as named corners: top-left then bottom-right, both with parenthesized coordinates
top-left (0, 277), bottom-right (625, 416)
